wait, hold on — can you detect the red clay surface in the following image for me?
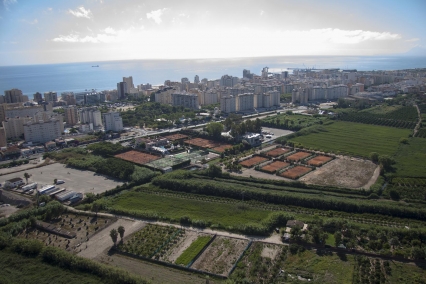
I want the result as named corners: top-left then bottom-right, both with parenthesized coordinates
top-left (239, 156), bottom-right (269, 168)
top-left (115, 150), bottom-right (160, 165)
top-left (280, 166), bottom-right (313, 179)
top-left (163, 134), bottom-right (188, 141)
top-left (211, 144), bottom-right (233, 153)
top-left (286, 151), bottom-right (311, 162)
top-left (265, 148), bottom-right (290, 157)
top-left (260, 161), bottom-right (290, 173)
top-left (307, 155), bottom-right (333, 167)
top-left (185, 138), bottom-right (221, 149)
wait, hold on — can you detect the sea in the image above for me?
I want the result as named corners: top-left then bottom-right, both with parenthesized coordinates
top-left (1, 55), bottom-right (426, 100)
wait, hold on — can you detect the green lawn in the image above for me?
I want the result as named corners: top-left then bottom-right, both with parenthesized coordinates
top-left (325, 233), bottom-right (335, 247)
top-left (388, 261), bottom-right (426, 283)
top-left (290, 121), bottom-right (411, 157)
top-left (284, 250), bottom-right (355, 284)
top-left (394, 137), bottom-right (426, 178)
top-left (110, 190), bottom-right (271, 228)
top-left (0, 250), bottom-right (104, 284)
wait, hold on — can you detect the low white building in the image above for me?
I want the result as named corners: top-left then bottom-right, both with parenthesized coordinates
top-left (23, 118), bottom-right (63, 143)
top-left (4, 177), bottom-right (24, 189)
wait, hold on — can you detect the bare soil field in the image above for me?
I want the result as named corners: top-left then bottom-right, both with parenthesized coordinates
top-left (192, 236), bottom-right (249, 276)
top-left (211, 144), bottom-right (233, 153)
top-left (286, 151), bottom-right (312, 162)
top-left (18, 213), bottom-right (114, 253)
top-left (163, 133), bottom-right (189, 141)
top-left (300, 157), bottom-right (378, 188)
top-left (260, 161), bottom-right (290, 174)
top-left (239, 156), bottom-right (269, 168)
top-left (265, 147), bottom-right (290, 157)
top-left (185, 138), bottom-right (221, 149)
top-left (307, 155), bottom-right (333, 166)
top-left (114, 150), bottom-right (160, 165)
top-left (280, 166), bottom-right (313, 179)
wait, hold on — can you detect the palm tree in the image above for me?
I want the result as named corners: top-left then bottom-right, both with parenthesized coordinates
top-left (117, 226), bottom-right (125, 243)
top-left (110, 229), bottom-right (118, 246)
top-left (24, 172), bottom-right (30, 184)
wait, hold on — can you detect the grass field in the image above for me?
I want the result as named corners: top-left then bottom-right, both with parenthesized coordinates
top-left (394, 137), bottom-right (426, 178)
top-left (291, 121), bottom-right (411, 157)
top-left (110, 190), bottom-right (271, 228)
top-left (175, 236), bottom-right (212, 266)
top-left (0, 250), bottom-right (104, 284)
top-left (284, 250), bottom-right (355, 284)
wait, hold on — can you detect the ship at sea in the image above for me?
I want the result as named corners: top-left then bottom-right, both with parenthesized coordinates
top-left (92, 65), bottom-right (99, 67)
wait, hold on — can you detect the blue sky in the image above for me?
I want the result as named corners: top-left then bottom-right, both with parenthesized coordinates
top-left (1, 0), bottom-right (425, 65)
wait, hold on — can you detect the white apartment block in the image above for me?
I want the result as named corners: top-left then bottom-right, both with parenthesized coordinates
top-left (80, 108), bottom-right (102, 127)
top-left (154, 88), bottom-right (174, 104)
top-left (3, 105), bottom-right (43, 121)
top-left (220, 96), bottom-right (236, 113)
top-left (237, 93), bottom-right (254, 112)
top-left (198, 91), bottom-right (219, 106)
top-left (64, 106), bottom-right (79, 126)
top-left (293, 84), bottom-right (348, 104)
top-left (24, 118), bottom-right (63, 143)
top-left (3, 116), bottom-right (33, 139)
top-left (103, 112), bottom-right (123, 132)
top-left (171, 93), bottom-right (199, 109)
top-left (44, 91), bottom-right (58, 102)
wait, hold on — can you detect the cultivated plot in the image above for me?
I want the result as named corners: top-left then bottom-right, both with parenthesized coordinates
top-left (114, 150), bottom-right (160, 165)
top-left (240, 156), bottom-right (269, 168)
top-left (260, 161), bottom-right (289, 174)
top-left (280, 165), bottom-right (313, 179)
top-left (265, 147), bottom-right (290, 157)
top-left (306, 155), bottom-right (333, 166)
top-left (286, 151), bottom-right (311, 162)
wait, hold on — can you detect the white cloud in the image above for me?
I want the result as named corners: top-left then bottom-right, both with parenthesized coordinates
top-left (68, 6), bottom-right (93, 19)
top-left (103, 27), bottom-right (116, 34)
top-left (146, 8), bottom-right (167, 24)
top-left (260, 10), bottom-right (264, 16)
top-left (52, 33), bottom-right (115, 43)
top-left (303, 29), bottom-right (401, 44)
top-left (3, 0), bottom-right (17, 10)
top-left (21, 18), bottom-right (38, 25)
top-left (405, 38), bottom-right (420, 42)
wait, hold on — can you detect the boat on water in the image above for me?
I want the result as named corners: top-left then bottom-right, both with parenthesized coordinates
top-left (92, 65), bottom-right (99, 67)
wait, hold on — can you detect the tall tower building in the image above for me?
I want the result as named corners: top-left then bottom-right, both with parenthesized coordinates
top-left (123, 76), bottom-right (134, 89)
top-left (4, 89), bottom-right (27, 103)
top-left (44, 91), bottom-right (58, 103)
top-left (33, 92), bottom-right (43, 102)
top-left (194, 75), bottom-right (200, 84)
top-left (117, 82), bottom-right (128, 99)
top-left (64, 106), bottom-right (79, 126)
top-left (103, 112), bottom-right (123, 132)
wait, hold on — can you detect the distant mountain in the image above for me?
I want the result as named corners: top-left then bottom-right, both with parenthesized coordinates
top-left (401, 45), bottom-right (426, 57)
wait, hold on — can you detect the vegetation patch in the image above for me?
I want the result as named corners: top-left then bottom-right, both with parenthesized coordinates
top-left (175, 236), bottom-right (212, 266)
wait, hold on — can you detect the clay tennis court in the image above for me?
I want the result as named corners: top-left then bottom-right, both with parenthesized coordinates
top-left (239, 156), bottom-right (269, 168)
top-left (185, 138), bottom-right (221, 149)
top-left (211, 144), bottom-right (233, 153)
top-left (265, 148), bottom-right (290, 157)
top-left (286, 151), bottom-right (311, 162)
top-left (279, 166), bottom-right (313, 179)
top-left (260, 161), bottom-right (290, 173)
top-left (307, 155), bottom-right (333, 167)
top-left (115, 150), bottom-right (160, 165)
top-left (163, 133), bottom-right (188, 141)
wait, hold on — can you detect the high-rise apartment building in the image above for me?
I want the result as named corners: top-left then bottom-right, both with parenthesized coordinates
top-left (194, 75), bottom-right (200, 84)
top-left (103, 112), bottom-right (123, 132)
top-left (24, 118), bottom-right (63, 143)
top-left (220, 75), bottom-right (239, 87)
top-left (33, 92), bottom-right (43, 102)
top-left (4, 89), bottom-right (28, 103)
top-left (171, 93), bottom-right (199, 109)
top-left (80, 107), bottom-right (102, 127)
top-left (44, 91), bottom-right (58, 103)
top-left (64, 106), bottom-right (79, 126)
top-left (123, 76), bottom-right (134, 89)
top-left (220, 96), bottom-right (237, 113)
top-left (117, 82), bottom-right (128, 99)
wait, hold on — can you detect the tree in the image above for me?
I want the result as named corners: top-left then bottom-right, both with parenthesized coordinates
top-left (389, 189), bottom-right (400, 201)
top-left (290, 226), bottom-right (302, 241)
top-left (379, 155), bottom-right (395, 171)
top-left (110, 229), bottom-right (118, 246)
top-left (206, 164), bottom-right (222, 178)
top-left (334, 231), bottom-right (342, 247)
top-left (206, 122), bottom-right (224, 139)
top-left (54, 178), bottom-right (57, 185)
top-left (369, 152), bottom-right (379, 163)
top-left (411, 247), bottom-right (425, 260)
top-left (24, 172), bottom-right (30, 184)
top-left (389, 237), bottom-right (399, 249)
top-left (117, 226), bottom-right (125, 243)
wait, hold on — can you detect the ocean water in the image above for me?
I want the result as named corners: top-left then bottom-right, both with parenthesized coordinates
top-left (1, 55), bottom-right (425, 99)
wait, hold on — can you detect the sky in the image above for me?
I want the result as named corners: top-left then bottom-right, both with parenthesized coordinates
top-left (1, 0), bottom-right (425, 66)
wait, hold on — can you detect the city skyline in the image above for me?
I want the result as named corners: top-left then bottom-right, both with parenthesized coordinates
top-left (1, 0), bottom-right (426, 66)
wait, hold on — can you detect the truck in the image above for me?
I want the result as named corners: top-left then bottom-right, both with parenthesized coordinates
top-left (56, 180), bottom-right (65, 185)
top-left (21, 182), bottom-right (37, 192)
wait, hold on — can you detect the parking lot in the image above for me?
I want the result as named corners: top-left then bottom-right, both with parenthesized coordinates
top-left (0, 163), bottom-right (123, 196)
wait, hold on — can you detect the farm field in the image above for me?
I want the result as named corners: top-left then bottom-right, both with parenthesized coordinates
top-left (285, 151), bottom-right (312, 162)
top-left (291, 121), bottom-right (411, 157)
top-left (114, 150), bottom-right (160, 165)
top-left (239, 156), bottom-right (269, 168)
top-left (231, 242), bottom-right (286, 283)
top-left (175, 235), bottom-right (212, 266)
top-left (260, 161), bottom-right (289, 173)
top-left (394, 137), bottom-right (426, 178)
top-left (283, 249), bottom-right (355, 283)
top-left (0, 250), bottom-right (105, 284)
top-left (262, 113), bottom-right (328, 130)
top-left (279, 165), bottom-right (313, 179)
top-left (191, 236), bottom-right (249, 276)
top-left (307, 155), bottom-right (333, 166)
top-left (110, 189), bottom-right (271, 229)
top-left (17, 213), bottom-right (114, 253)
top-left (265, 147), bottom-right (290, 157)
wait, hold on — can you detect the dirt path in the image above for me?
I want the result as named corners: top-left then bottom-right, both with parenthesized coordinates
top-left (77, 218), bottom-right (145, 259)
top-left (362, 165), bottom-right (381, 189)
top-left (413, 104), bottom-right (422, 137)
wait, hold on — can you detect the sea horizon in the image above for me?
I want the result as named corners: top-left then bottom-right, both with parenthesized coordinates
top-left (1, 55), bottom-right (426, 99)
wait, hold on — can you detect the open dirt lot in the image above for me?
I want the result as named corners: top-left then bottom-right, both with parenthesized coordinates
top-left (286, 151), bottom-right (312, 162)
top-left (239, 156), bottom-right (269, 168)
top-left (185, 138), bottom-right (221, 149)
top-left (307, 155), bottom-right (333, 166)
top-left (280, 166), bottom-right (313, 179)
top-left (115, 150), bottom-right (160, 165)
top-left (299, 157), bottom-right (379, 188)
top-left (192, 236), bottom-right (249, 276)
top-left (0, 163), bottom-right (124, 196)
top-left (211, 144), bottom-right (233, 153)
top-left (265, 147), bottom-right (290, 157)
top-left (260, 161), bottom-right (289, 173)
top-left (163, 133), bottom-right (189, 141)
